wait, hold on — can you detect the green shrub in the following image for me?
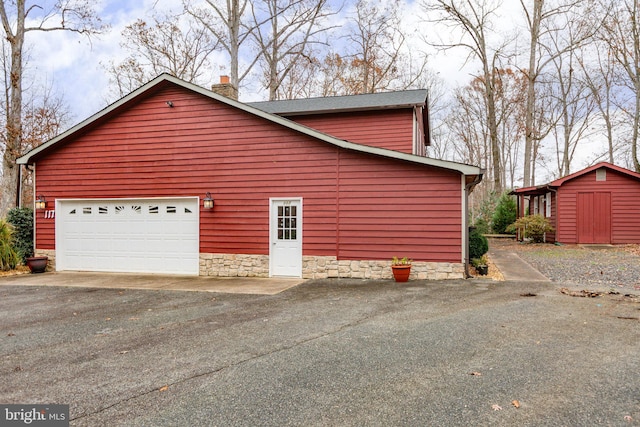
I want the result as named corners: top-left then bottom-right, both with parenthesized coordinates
top-left (6, 207), bottom-right (33, 263)
top-left (492, 192), bottom-right (517, 234)
top-left (469, 229), bottom-right (489, 260)
top-left (0, 220), bottom-right (20, 271)
top-left (472, 217), bottom-right (490, 235)
top-left (506, 215), bottom-right (554, 243)
top-left (471, 255), bottom-right (488, 267)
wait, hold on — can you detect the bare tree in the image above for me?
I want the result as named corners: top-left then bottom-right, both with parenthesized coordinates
top-left (0, 0), bottom-right (106, 217)
top-left (105, 13), bottom-right (219, 98)
top-left (249, 0), bottom-right (336, 100)
top-left (344, 0), bottom-right (409, 94)
top-left (18, 84), bottom-right (72, 206)
top-left (577, 41), bottom-right (620, 164)
top-left (519, 0), bottom-right (597, 185)
top-left (422, 0), bottom-right (510, 192)
top-left (598, 0), bottom-right (640, 172)
top-left (546, 46), bottom-right (596, 177)
top-left (184, 0), bottom-right (260, 97)
top-left (494, 68), bottom-right (527, 190)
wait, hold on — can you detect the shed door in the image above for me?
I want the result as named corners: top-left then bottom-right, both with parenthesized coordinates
top-left (56, 198), bottom-right (199, 275)
top-left (270, 199), bottom-right (302, 277)
top-left (577, 192), bottom-right (611, 244)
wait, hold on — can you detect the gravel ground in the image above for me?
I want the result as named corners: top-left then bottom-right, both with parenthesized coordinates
top-left (489, 238), bottom-right (640, 292)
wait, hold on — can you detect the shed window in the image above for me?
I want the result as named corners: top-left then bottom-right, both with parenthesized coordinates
top-left (596, 169), bottom-right (606, 181)
top-left (545, 192), bottom-right (551, 217)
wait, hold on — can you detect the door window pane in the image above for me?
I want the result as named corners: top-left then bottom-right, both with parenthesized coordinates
top-left (277, 203), bottom-right (298, 240)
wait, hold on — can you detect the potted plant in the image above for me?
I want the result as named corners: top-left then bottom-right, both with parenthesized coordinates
top-left (471, 255), bottom-right (489, 276)
top-left (391, 256), bottom-right (412, 282)
top-left (26, 256), bottom-right (48, 273)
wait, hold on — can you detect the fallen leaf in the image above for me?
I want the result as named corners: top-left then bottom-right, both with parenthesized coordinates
top-left (159, 385), bottom-right (169, 392)
top-left (13, 366), bottom-right (22, 372)
top-left (492, 404), bottom-right (503, 411)
top-left (511, 400), bottom-right (520, 408)
top-left (469, 372), bottom-right (483, 376)
top-left (105, 317), bottom-right (111, 321)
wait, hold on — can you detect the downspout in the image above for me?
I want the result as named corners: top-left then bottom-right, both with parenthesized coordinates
top-left (16, 164), bottom-right (22, 208)
top-left (464, 172), bottom-right (484, 278)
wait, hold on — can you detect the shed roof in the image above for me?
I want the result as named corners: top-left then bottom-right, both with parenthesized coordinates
top-left (247, 89), bottom-right (428, 116)
top-left (512, 162), bottom-right (640, 196)
top-left (16, 74), bottom-right (480, 181)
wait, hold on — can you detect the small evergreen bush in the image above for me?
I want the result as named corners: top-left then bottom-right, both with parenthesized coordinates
top-left (506, 215), bottom-right (554, 243)
top-left (469, 228), bottom-right (489, 260)
top-left (6, 207), bottom-right (34, 263)
top-left (492, 192), bottom-right (517, 234)
top-left (0, 219), bottom-right (20, 271)
top-left (472, 217), bottom-right (490, 235)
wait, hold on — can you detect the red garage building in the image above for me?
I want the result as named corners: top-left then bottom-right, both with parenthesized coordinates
top-left (512, 162), bottom-right (640, 244)
top-left (17, 74), bottom-right (483, 280)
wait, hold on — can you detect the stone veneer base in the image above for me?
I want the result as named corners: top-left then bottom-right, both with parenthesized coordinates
top-left (200, 253), bottom-right (464, 280)
top-left (37, 250), bottom-right (464, 280)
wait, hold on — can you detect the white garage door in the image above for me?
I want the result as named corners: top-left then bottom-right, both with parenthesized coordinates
top-left (56, 198), bottom-right (199, 275)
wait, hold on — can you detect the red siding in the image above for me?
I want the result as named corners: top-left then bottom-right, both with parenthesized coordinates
top-left (337, 151), bottom-right (462, 262)
top-left (34, 85), bottom-right (463, 262)
top-left (556, 169), bottom-right (640, 244)
top-left (288, 109), bottom-right (415, 154)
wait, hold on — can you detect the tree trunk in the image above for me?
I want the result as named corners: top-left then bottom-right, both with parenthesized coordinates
top-left (523, 0), bottom-right (543, 187)
top-left (0, 2), bottom-right (25, 217)
top-left (633, 1), bottom-right (640, 172)
top-left (486, 74), bottom-right (502, 193)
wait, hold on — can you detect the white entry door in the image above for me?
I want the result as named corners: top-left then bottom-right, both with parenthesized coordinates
top-left (56, 198), bottom-right (199, 275)
top-left (270, 198), bottom-right (302, 277)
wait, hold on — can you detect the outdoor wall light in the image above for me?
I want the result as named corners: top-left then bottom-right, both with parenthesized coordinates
top-left (203, 192), bottom-right (214, 209)
top-left (35, 195), bottom-right (46, 210)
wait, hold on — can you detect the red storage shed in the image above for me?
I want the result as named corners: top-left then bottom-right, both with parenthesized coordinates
top-left (17, 74), bottom-right (483, 280)
top-left (512, 162), bottom-right (640, 244)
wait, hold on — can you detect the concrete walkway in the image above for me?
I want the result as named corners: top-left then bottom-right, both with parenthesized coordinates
top-left (0, 271), bottom-right (306, 295)
top-left (488, 247), bottom-right (550, 282)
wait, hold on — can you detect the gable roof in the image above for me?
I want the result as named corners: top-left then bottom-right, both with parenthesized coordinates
top-left (512, 162), bottom-right (640, 195)
top-left (16, 74), bottom-right (480, 180)
top-left (247, 90), bottom-right (428, 116)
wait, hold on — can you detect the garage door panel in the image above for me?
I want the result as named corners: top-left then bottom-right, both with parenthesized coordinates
top-left (57, 198), bottom-right (199, 275)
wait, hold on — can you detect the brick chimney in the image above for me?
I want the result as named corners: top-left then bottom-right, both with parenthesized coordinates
top-left (211, 75), bottom-right (238, 100)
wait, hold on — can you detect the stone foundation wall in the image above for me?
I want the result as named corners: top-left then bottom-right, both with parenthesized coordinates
top-left (302, 256), bottom-right (464, 280)
top-left (200, 253), bottom-right (270, 277)
top-left (200, 253), bottom-right (464, 280)
top-left (38, 249), bottom-right (464, 279)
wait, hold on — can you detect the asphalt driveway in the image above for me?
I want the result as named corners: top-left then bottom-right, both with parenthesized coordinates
top-left (1, 276), bottom-right (639, 426)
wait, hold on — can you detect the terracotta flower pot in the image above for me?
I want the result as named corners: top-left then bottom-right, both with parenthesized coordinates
top-left (391, 265), bottom-right (411, 282)
top-left (26, 256), bottom-right (48, 274)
